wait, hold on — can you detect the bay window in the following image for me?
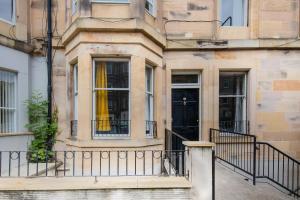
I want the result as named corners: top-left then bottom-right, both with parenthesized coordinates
top-left (219, 72), bottom-right (247, 133)
top-left (93, 60), bottom-right (129, 137)
top-left (0, 69), bottom-right (17, 133)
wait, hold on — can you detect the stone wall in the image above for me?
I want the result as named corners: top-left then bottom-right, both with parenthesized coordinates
top-left (165, 50), bottom-right (300, 158)
top-left (0, 189), bottom-right (191, 200)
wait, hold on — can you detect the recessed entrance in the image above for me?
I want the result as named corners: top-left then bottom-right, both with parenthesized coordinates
top-left (171, 73), bottom-right (200, 141)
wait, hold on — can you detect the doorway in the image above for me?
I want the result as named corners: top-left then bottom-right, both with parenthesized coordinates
top-left (171, 73), bottom-right (200, 141)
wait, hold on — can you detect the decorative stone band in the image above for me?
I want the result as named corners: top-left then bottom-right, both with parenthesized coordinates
top-left (183, 141), bottom-right (215, 148)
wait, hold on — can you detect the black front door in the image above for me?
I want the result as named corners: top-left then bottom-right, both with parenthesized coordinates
top-left (172, 88), bottom-right (199, 141)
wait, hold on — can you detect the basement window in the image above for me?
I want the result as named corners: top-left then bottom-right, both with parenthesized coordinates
top-left (145, 0), bottom-right (156, 17)
top-left (220, 0), bottom-right (248, 26)
top-left (0, 0), bottom-right (15, 24)
top-left (219, 72), bottom-right (247, 133)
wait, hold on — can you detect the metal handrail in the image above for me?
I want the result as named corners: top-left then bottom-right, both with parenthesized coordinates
top-left (257, 142), bottom-right (300, 165)
top-left (256, 142), bottom-right (300, 197)
top-left (221, 16), bottom-right (232, 26)
top-left (167, 129), bottom-right (189, 141)
top-left (210, 128), bottom-right (300, 198)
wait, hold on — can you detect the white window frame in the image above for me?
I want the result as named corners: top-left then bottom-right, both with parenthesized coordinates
top-left (145, 65), bottom-right (154, 138)
top-left (92, 58), bottom-right (131, 138)
top-left (0, 0), bottom-right (16, 25)
top-left (0, 69), bottom-right (17, 133)
top-left (145, 0), bottom-right (156, 17)
top-left (220, 0), bottom-right (248, 27)
top-left (91, 0), bottom-right (129, 4)
top-left (219, 72), bottom-right (248, 133)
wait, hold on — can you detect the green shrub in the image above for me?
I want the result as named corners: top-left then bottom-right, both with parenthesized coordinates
top-left (25, 93), bottom-right (58, 162)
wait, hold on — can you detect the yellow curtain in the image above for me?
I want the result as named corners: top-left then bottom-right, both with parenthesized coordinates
top-left (96, 62), bottom-right (111, 131)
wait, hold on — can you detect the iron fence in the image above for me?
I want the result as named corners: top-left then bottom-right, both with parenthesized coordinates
top-left (210, 128), bottom-right (300, 198)
top-left (146, 121), bottom-right (157, 138)
top-left (165, 129), bottom-right (189, 177)
top-left (256, 142), bottom-right (300, 198)
top-left (165, 129), bottom-right (188, 152)
top-left (0, 150), bottom-right (187, 178)
top-left (210, 128), bottom-right (256, 184)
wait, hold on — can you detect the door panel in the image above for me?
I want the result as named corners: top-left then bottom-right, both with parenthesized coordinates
top-left (172, 89), bottom-right (199, 141)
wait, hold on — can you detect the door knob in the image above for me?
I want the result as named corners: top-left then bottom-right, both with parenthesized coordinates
top-left (183, 97), bottom-right (187, 105)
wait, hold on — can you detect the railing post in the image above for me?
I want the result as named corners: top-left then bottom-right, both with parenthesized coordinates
top-left (212, 149), bottom-right (215, 200)
top-left (164, 129), bottom-right (167, 151)
top-left (247, 120), bottom-right (250, 134)
top-left (183, 141), bottom-right (215, 200)
top-left (253, 136), bottom-right (257, 185)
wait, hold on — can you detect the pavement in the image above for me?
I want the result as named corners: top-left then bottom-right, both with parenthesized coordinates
top-left (216, 161), bottom-right (294, 200)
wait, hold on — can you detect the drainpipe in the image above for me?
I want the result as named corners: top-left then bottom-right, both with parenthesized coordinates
top-left (47, 0), bottom-right (52, 148)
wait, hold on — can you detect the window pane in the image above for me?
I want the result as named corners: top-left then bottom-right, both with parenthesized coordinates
top-left (73, 65), bottom-right (78, 120)
top-left (0, 69), bottom-right (16, 133)
top-left (95, 90), bottom-right (129, 135)
top-left (0, 0), bottom-right (13, 22)
top-left (145, 94), bottom-right (153, 121)
top-left (146, 67), bottom-right (152, 93)
top-left (72, 0), bottom-right (78, 15)
top-left (95, 61), bottom-right (129, 88)
top-left (219, 73), bottom-right (245, 95)
top-left (221, 0), bottom-right (246, 26)
top-left (145, 0), bottom-right (154, 14)
top-left (172, 74), bottom-right (198, 84)
top-left (219, 97), bottom-right (245, 132)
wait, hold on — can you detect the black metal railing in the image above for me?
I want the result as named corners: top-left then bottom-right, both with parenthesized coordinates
top-left (165, 129), bottom-right (189, 176)
top-left (92, 120), bottom-right (130, 137)
top-left (210, 128), bottom-right (300, 198)
top-left (165, 129), bottom-right (189, 152)
top-left (0, 150), bottom-right (187, 178)
top-left (221, 16), bottom-right (232, 26)
top-left (71, 120), bottom-right (77, 137)
top-left (256, 142), bottom-right (300, 198)
top-left (210, 128), bottom-right (257, 185)
top-left (219, 120), bottom-right (250, 134)
top-left (146, 121), bottom-right (157, 138)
